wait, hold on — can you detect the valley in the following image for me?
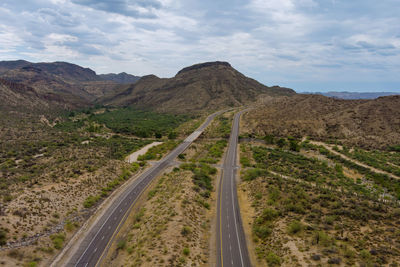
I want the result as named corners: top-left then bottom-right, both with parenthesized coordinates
top-left (0, 60), bottom-right (399, 267)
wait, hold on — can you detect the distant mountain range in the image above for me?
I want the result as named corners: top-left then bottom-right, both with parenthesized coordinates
top-left (98, 72), bottom-right (140, 84)
top-left (0, 60), bottom-right (294, 114)
top-left (303, 91), bottom-right (400, 99)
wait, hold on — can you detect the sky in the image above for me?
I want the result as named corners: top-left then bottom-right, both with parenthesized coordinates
top-left (0, 0), bottom-right (400, 92)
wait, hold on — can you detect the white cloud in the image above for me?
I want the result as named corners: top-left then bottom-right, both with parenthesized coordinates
top-left (0, 0), bottom-right (399, 91)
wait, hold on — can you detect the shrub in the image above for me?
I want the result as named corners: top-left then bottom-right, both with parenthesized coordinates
top-left (117, 240), bottom-right (126, 250)
top-left (65, 220), bottom-right (75, 232)
top-left (287, 220), bottom-right (303, 235)
top-left (3, 194), bottom-right (13, 202)
top-left (360, 249), bottom-right (371, 259)
top-left (335, 164), bottom-right (343, 174)
top-left (324, 215), bottom-right (336, 225)
top-left (0, 229), bottom-right (7, 245)
top-left (260, 208), bottom-right (279, 222)
top-left (242, 168), bottom-right (268, 181)
top-left (277, 138), bottom-right (287, 148)
top-left (181, 226), bottom-right (191, 236)
top-left (148, 190), bottom-right (157, 200)
top-left (313, 231), bottom-right (334, 247)
top-left (289, 139), bottom-right (300, 152)
top-left (168, 131), bottom-right (177, 139)
top-left (83, 195), bottom-right (101, 208)
top-left (266, 252), bottom-right (281, 266)
top-left (50, 233), bottom-right (65, 249)
top-left (240, 156), bottom-right (251, 167)
top-left (182, 247), bottom-right (190, 256)
top-left (328, 258), bottom-right (341, 264)
top-left (253, 224), bottom-right (272, 239)
top-left (264, 135), bottom-right (274, 144)
top-left (180, 163), bottom-right (196, 171)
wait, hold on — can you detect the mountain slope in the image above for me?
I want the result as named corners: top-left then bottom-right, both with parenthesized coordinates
top-left (0, 78), bottom-right (70, 112)
top-left (0, 60), bottom-right (126, 108)
top-left (243, 94), bottom-right (400, 148)
top-left (103, 61), bottom-right (295, 113)
top-left (1, 66), bottom-right (93, 105)
top-left (99, 72), bottom-right (140, 84)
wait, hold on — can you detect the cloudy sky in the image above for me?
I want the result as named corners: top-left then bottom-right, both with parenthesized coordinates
top-left (1, 0), bottom-right (399, 92)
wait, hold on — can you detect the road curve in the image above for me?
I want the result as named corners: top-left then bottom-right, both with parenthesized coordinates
top-left (217, 110), bottom-right (251, 267)
top-left (60, 110), bottom-right (224, 267)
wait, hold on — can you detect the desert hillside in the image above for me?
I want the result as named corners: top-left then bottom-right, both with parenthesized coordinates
top-left (243, 94), bottom-right (400, 149)
top-left (103, 61), bottom-right (295, 113)
top-left (0, 60), bottom-right (130, 109)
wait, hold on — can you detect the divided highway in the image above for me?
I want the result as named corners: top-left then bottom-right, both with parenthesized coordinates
top-left (60, 111), bottom-right (223, 267)
top-left (217, 110), bottom-right (251, 267)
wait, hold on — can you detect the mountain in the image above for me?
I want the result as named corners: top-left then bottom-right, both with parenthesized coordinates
top-left (99, 72), bottom-right (140, 84)
top-left (1, 65), bottom-right (94, 105)
top-left (0, 78), bottom-right (70, 113)
top-left (304, 91), bottom-right (400, 99)
top-left (103, 61), bottom-right (295, 113)
top-left (0, 60), bottom-right (30, 74)
top-left (0, 60), bottom-right (127, 109)
top-left (244, 94), bottom-right (400, 149)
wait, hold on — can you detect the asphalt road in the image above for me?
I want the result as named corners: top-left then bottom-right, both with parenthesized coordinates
top-left (217, 110), bottom-right (251, 267)
top-left (63, 110), bottom-right (223, 267)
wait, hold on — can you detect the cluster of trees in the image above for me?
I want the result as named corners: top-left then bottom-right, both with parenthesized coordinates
top-left (264, 135), bottom-right (301, 152)
top-left (91, 107), bottom-right (190, 138)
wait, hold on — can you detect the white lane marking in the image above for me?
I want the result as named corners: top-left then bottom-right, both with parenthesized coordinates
top-left (101, 236), bottom-right (104, 240)
top-left (231, 170), bottom-right (245, 267)
top-left (74, 167), bottom-right (153, 266)
top-left (94, 248), bottom-right (97, 253)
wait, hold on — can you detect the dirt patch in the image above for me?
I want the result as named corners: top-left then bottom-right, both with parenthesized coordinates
top-left (126, 142), bottom-right (163, 163)
top-left (311, 141), bottom-right (400, 180)
top-left (284, 240), bottom-right (307, 267)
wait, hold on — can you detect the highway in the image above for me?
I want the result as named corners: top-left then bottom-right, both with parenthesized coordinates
top-left (61, 110), bottom-right (223, 267)
top-left (217, 110), bottom-right (251, 267)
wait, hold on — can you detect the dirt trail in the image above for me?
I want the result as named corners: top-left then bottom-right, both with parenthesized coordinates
top-left (310, 141), bottom-right (400, 180)
top-left (125, 141), bottom-right (163, 163)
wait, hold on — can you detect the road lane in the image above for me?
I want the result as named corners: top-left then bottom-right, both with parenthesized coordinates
top-left (60, 110), bottom-right (224, 267)
top-left (217, 110), bottom-right (251, 267)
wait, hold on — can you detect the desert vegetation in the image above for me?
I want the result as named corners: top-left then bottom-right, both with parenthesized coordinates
top-left (239, 137), bottom-right (400, 266)
top-left (104, 111), bottom-right (232, 266)
top-left (0, 107), bottom-right (194, 266)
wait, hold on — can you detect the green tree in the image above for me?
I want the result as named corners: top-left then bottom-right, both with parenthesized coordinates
top-left (168, 131), bottom-right (177, 139)
top-left (277, 138), bottom-right (287, 148)
top-left (264, 134), bottom-right (274, 144)
top-left (289, 139), bottom-right (300, 152)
